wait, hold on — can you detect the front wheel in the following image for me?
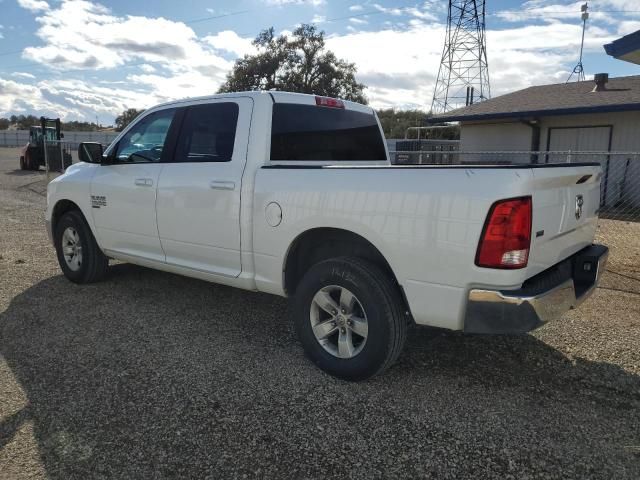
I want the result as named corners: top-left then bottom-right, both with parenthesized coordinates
top-left (294, 257), bottom-right (407, 381)
top-left (54, 210), bottom-right (109, 283)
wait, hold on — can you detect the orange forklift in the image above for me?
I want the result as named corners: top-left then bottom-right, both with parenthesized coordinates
top-left (19, 117), bottom-right (72, 171)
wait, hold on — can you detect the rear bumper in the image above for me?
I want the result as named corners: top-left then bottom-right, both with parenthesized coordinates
top-left (464, 244), bottom-right (608, 334)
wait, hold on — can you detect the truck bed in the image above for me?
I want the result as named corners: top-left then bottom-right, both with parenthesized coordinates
top-left (254, 162), bottom-right (602, 330)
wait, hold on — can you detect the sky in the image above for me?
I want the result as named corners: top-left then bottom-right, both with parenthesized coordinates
top-left (0, 0), bottom-right (639, 124)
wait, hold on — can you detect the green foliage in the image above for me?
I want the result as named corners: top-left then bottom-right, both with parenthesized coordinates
top-left (1, 114), bottom-right (41, 130)
top-left (115, 108), bottom-right (144, 132)
top-left (0, 115), bottom-right (105, 131)
top-left (62, 120), bottom-right (100, 131)
top-left (376, 108), bottom-right (460, 139)
top-left (218, 24), bottom-right (367, 104)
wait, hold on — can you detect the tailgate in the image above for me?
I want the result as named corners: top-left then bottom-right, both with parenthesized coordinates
top-left (527, 164), bottom-right (602, 277)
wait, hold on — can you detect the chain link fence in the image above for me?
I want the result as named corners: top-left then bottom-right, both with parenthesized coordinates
top-left (42, 139), bottom-right (73, 179)
top-left (0, 130), bottom-right (118, 149)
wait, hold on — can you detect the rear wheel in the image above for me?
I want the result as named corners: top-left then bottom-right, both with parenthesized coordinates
top-left (294, 257), bottom-right (407, 381)
top-left (26, 151), bottom-right (39, 171)
top-left (54, 210), bottom-right (109, 283)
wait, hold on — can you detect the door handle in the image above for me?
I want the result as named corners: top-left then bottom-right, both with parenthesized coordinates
top-left (210, 180), bottom-right (236, 191)
top-left (135, 178), bottom-right (153, 187)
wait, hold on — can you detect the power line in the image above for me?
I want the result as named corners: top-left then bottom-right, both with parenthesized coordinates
top-left (1, 3), bottom-right (639, 69)
top-left (184, 10), bottom-right (251, 25)
top-left (487, 9), bottom-right (640, 16)
top-left (0, 7), bottom-right (399, 70)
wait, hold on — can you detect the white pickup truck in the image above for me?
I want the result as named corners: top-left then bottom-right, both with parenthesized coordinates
top-left (46, 91), bottom-right (608, 380)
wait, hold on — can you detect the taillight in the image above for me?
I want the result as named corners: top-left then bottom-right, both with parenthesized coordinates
top-left (315, 96), bottom-right (345, 108)
top-left (475, 196), bottom-right (532, 269)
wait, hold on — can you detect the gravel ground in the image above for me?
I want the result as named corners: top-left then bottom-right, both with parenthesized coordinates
top-left (0, 147), bottom-right (639, 479)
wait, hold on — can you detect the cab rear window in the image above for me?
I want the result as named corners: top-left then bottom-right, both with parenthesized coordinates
top-left (270, 103), bottom-right (387, 161)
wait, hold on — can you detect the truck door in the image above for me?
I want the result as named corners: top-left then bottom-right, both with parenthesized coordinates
top-left (91, 108), bottom-right (177, 262)
top-left (155, 98), bottom-right (252, 277)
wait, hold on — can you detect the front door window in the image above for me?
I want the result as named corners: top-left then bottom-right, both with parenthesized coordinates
top-left (114, 109), bottom-right (176, 163)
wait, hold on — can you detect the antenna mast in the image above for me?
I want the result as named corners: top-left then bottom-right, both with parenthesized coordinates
top-left (567, 3), bottom-right (589, 82)
top-left (431, 0), bottom-right (491, 114)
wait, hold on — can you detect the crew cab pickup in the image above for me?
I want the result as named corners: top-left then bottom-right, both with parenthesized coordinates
top-left (46, 91), bottom-right (608, 380)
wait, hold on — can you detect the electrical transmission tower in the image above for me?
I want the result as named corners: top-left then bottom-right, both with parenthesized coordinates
top-left (431, 0), bottom-right (491, 114)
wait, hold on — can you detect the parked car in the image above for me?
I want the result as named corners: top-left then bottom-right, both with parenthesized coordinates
top-left (45, 91), bottom-right (608, 380)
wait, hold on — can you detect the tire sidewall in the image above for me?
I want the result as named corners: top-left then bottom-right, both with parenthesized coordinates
top-left (54, 212), bottom-right (92, 283)
top-left (295, 260), bottom-right (395, 380)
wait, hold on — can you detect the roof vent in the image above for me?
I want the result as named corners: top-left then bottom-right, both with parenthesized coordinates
top-left (592, 73), bottom-right (608, 92)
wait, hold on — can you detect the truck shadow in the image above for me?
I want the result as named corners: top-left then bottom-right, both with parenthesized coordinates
top-left (1, 264), bottom-right (639, 478)
top-left (4, 169), bottom-right (45, 176)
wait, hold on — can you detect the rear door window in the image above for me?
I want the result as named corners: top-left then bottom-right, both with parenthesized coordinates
top-left (270, 103), bottom-right (387, 161)
top-left (174, 103), bottom-right (239, 162)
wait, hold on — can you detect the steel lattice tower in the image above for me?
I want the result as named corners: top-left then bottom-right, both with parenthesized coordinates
top-left (431, 0), bottom-right (491, 114)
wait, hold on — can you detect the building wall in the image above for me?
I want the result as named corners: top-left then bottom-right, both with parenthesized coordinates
top-left (460, 110), bottom-right (640, 154)
top-left (459, 121), bottom-right (533, 154)
top-left (458, 110), bottom-right (640, 208)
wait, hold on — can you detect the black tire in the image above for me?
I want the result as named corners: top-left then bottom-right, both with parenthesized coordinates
top-left (19, 156), bottom-right (26, 170)
top-left (54, 210), bottom-right (109, 283)
top-left (294, 257), bottom-right (407, 381)
top-left (26, 151), bottom-right (39, 171)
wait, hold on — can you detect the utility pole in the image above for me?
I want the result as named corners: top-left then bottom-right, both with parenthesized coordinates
top-left (567, 3), bottom-right (589, 82)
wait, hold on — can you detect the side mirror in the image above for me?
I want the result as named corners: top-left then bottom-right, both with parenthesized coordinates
top-left (78, 142), bottom-right (103, 164)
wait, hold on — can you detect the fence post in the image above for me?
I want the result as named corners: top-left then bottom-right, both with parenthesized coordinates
top-left (59, 141), bottom-right (65, 174)
top-left (44, 138), bottom-right (50, 183)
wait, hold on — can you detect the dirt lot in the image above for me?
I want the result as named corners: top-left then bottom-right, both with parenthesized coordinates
top-left (0, 147), bottom-right (639, 479)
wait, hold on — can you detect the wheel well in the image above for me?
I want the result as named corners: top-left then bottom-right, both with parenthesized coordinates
top-left (51, 199), bottom-right (82, 233)
top-left (284, 228), bottom-right (402, 298)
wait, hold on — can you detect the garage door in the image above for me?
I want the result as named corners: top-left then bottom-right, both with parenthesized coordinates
top-left (547, 126), bottom-right (612, 205)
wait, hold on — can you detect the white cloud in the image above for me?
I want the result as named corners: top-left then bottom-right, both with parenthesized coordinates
top-left (497, 0), bottom-right (640, 24)
top-left (349, 18), bottom-right (367, 25)
top-left (17, 0), bottom-right (49, 12)
top-left (204, 31), bottom-right (255, 57)
top-left (372, 3), bottom-right (404, 16)
top-left (7, 0), bottom-right (238, 120)
top-left (311, 14), bottom-right (326, 23)
top-left (349, 5), bottom-right (363, 12)
top-left (12, 72), bottom-right (36, 79)
top-left (4, 0), bottom-right (636, 121)
top-left (22, 0), bottom-right (231, 74)
top-left (405, 7), bottom-right (437, 22)
top-left (327, 20), bottom-right (620, 110)
top-left (263, 0), bottom-right (326, 6)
